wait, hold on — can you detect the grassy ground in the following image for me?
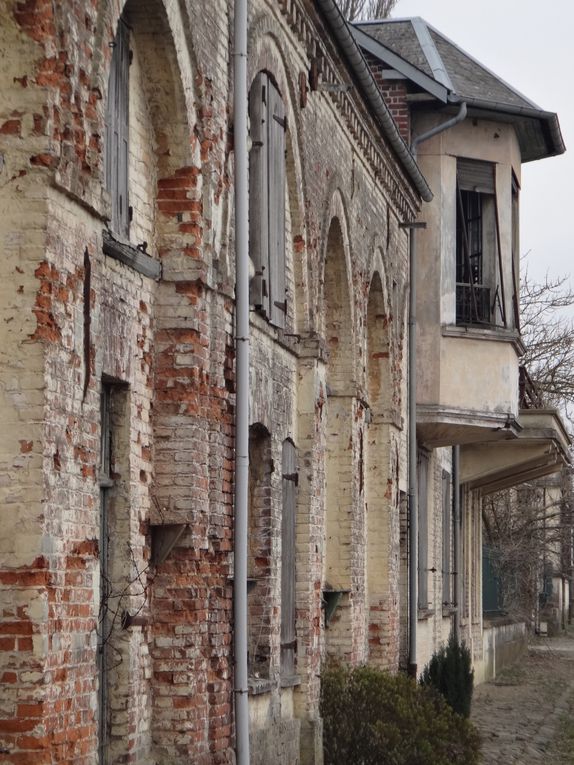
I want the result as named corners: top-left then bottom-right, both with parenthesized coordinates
top-left (547, 689), bottom-right (574, 764)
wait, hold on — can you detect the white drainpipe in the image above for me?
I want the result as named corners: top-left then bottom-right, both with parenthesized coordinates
top-left (233, 0), bottom-right (250, 761)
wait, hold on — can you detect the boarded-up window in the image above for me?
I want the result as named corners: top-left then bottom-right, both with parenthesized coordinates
top-left (105, 18), bottom-right (130, 239)
top-left (442, 471), bottom-right (452, 606)
top-left (417, 451), bottom-right (429, 610)
top-left (281, 439), bottom-right (297, 678)
top-left (249, 72), bottom-right (286, 328)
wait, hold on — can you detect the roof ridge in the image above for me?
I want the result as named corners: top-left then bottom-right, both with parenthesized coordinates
top-left (410, 17), bottom-right (453, 91)
top-left (421, 19), bottom-right (542, 110)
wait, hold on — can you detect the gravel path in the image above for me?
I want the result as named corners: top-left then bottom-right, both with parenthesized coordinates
top-left (471, 630), bottom-right (574, 764)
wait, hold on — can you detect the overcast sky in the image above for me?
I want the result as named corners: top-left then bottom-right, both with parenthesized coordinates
top-left (390, 0), bottom-right (573, 296)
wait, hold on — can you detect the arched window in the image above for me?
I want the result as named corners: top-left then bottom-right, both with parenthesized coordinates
top-left (249, 72), bottom-right (286, 328)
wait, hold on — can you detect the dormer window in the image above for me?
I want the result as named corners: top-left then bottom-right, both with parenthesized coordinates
top-left (105, 18), bottom-right (130, 239)
top-left (455, 159), bottom-right (506, 327)
top-left (248, 72), bottom-right (287, 329)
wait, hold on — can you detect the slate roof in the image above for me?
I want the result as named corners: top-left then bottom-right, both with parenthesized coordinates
top-left (354, 18), bottom-right (565, 161)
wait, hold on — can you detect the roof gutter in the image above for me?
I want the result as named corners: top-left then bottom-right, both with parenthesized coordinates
top-left (315, 0), bottom-right (433, 202)
top-left (452, 96), bottom-right (565, 157)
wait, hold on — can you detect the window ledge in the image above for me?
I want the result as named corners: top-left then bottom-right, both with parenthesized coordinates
top-left (417, 608), bottom-right (435, 621)
top-left (103, 229), bottom-right (162, 280)
top-left (280, 674), bottom-right (301, 689)
top-left (442, 605), bottom-right (457, 618)
top-left (248, 677), bottom-right (274, 696)
top-left (441, 323), bottom-right (525, 355)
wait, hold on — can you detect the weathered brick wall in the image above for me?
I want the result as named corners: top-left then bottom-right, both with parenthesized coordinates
top-left (0, 0), bottom-right (423, 763)
top-left (365, 52), bottom-right (411, 143)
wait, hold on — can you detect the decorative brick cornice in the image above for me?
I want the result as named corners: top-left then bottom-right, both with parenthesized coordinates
top-left (278, 0), bottom-right (421, 221)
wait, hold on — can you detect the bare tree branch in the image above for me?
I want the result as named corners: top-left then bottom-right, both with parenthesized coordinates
top-left (337, 0), bottom-right (398, 21)
top-left (520, 264), bottom-right (574, 423)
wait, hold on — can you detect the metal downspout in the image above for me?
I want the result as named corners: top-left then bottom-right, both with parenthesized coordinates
top-left (408, 102), bottom-right (467, 677)
top-left (233, 0), bottom-right (250, 761)
top-left (407, 220), bottom-right (419, 678)
top-left (453, 445), bottom-right (461, 641)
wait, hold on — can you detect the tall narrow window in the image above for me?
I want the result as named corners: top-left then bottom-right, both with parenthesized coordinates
top-left (105, 18), bottom-right (130, 239)
top-left (417, 451), bottom-right (429, 610)
top-left (511, 173), bottom-right (520, 329)
top-left (442, 471), bottom-right (452, 607)
top-left (98, 385), bottom-right (114, 764)
top-left (247, 424), bottom-right (272, 679)
top-left (249, 72), bottom-right (286, 328)
top-left (456, 158), bottom-right (504, 326)
top-left (281, 440), bottom-right (297, 679)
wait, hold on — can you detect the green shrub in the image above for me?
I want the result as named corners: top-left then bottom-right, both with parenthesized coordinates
top-left (320, 663), bottom-right (481, 765)
top-left (419, 632), bottom-right (474, 718)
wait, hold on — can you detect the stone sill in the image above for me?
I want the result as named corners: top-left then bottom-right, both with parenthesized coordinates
top-left (417, 608), bottom-right (435, 621)
top-left (441, 323), bottom-right (524, 355)
top-left (280, 674), bottom-right (301, 689)
top-left (248, 677), bottom-right (274, 696)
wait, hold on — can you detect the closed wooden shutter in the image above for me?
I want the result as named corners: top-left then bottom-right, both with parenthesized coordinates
top-left (249, 73), bottom-right (270, 316)
top-left (268, 81), bottom-right (286, 328)
top-left (105, 19), bottom-right (130, 239)
top-left (281, 439), bottom-right (297, 677)
top-left (457, 158), bottom-right (495, 194)
top-left (442, 471), bottom-right (451, 605)
top-left (417, 451), bottom-right (429, 609)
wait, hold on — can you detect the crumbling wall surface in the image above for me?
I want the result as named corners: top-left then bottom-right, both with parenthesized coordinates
top-left (243, 3), bottom-right (418, 762)
top-left (0, 0), bottom-right (421, 763)
top-left (1, 0), bottom-right (177, 761)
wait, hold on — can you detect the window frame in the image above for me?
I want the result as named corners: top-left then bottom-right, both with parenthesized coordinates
top-left (280, 439), bottom-right (297, 680)
top-left (455, 158), bottom-right (507, 328)
top-left (417, 450), bottom-right (430, 611)
top-left (441, 470), bottom-right (452, 607)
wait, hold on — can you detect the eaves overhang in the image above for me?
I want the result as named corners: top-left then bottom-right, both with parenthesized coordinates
top-left (458, 98), bottom-right (565, 162)
top-left (460, 408), bottom-right (571, 495)
top-left (353, 19), bottom-right (565, 163)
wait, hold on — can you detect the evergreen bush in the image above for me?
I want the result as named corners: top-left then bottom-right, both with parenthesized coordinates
top-left (320, 663), bottom-right (480, 765)
top-left (419, 631), bottom-right (474, 718)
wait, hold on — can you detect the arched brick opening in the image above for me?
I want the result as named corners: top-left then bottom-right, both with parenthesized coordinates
top-left (364, 270), bottom-right (395, 668)
top-left (323, 216), bottom-right (355, 660)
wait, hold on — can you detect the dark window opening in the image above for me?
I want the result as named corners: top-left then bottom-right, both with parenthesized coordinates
top-left (280, 439), bottom-right (297, 679)
top-left (455, 158), bottom-right (506, 327)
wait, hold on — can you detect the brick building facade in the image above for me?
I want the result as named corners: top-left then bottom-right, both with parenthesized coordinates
top-left (0, 1), bottom-right (425, 762)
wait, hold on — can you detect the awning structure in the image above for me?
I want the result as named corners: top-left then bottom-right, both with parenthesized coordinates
top-left (460, 409), bottom-right (571, 494)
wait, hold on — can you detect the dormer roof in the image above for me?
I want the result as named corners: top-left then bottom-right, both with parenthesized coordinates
top-left (354, 17), bottom-right (565, 162)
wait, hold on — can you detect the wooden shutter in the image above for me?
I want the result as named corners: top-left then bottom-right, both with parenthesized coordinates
top-left (281, 439), bottom-right (297, 677)
top-left (442, 471), bottom-right (451, 605)
top-left (267, 81), bottom-right (286, 328)
top-left (249, 73), bottom-right (270, 316)
top-left (457, 158), bottom-right (495, 194)
top-left (105, 19), bottom-right (130, 239)
top-left (417, 451), bottom-right (429, 609)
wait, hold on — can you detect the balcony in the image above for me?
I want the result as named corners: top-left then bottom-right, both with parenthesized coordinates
top-left (460, 368), bottom-right (571, 492)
